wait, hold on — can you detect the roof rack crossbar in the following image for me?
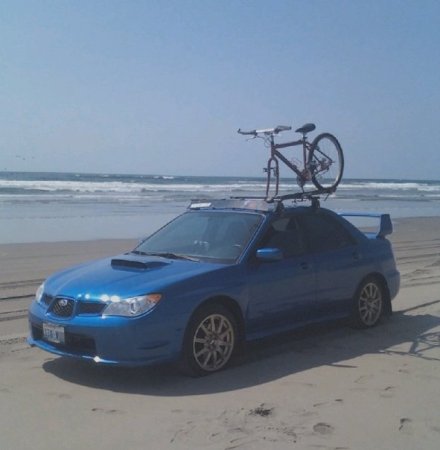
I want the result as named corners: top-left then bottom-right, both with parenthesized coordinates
top-left (189, 187), bottom-right (335, 213)
top-left (273, 186), bottom-right (334, 201)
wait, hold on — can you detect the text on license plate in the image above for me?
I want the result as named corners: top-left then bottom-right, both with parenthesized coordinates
top-left (43, 323), bottom-right (65, 344)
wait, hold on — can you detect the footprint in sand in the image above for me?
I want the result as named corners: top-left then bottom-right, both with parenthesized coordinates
top-left (47, 392), bottom-right (72, 399)
top-left (91, 407), bottom-right (124, 414)
top-left (248, 404), bottom-right (273, 417)
top-left (399, 418), bottom-right (412, 432)
top-left (354, 374), bottom-right (373, 384)
top-left (313, 422), bottom-right (334, 435)
top-left (380, 385), bottom-right (396, 398)
top-left (313, 399), bottom-right (344, 408)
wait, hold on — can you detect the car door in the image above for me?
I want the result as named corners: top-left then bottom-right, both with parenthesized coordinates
top-left (297, 211), bottom-right (365, 319)
top-left (245, 216), bottom-right (317, 336)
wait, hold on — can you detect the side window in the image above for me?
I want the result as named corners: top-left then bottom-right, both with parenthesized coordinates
top-left (299, 213), bottom-right (355, 253)
top-left (259, 217), bottom-right (305, 258)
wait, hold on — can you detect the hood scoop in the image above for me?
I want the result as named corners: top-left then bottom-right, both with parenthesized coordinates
top-left (111, 258), bottom-right (169, 271)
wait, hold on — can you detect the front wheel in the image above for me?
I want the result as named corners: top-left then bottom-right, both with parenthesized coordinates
top-left (351, 277), bottom-right (384, 328)
top-left (180, 304), bottom-right (237, 376)
top-left (309, 133), bottom-right (344, 191)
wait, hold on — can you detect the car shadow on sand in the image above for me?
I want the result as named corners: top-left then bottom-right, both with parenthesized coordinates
top-left (42, 302), bottom-right (440, 396)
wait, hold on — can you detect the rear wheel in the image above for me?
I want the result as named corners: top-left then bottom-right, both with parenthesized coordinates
top-left (180, 304), bottom-right (237, 376)
top-left (351, 277), bottom-right (384, 328)
top-left (309, 133), bottom-right (344, 191)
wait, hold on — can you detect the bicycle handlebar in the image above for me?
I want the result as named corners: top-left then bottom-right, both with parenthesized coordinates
top-left (274, 125), bottom-right (292, 133)
top-left (237, 125), bottom-right (292, 136)
top-left (237, 128), bottom-right (257, 136)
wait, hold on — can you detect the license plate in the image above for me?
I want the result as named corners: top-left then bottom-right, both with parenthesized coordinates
top-left (43, 323), bottom-right (65, 344)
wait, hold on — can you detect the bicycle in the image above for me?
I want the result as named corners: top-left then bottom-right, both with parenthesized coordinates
top-left (237, 123), bottom-right (344, 200)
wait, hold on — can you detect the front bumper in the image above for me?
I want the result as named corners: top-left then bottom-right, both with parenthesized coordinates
top-left (28, 301), bottom-right (186, 367)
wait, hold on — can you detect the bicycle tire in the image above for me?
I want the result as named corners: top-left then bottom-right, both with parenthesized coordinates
top-left (308, 133), bottom-right (344, 191)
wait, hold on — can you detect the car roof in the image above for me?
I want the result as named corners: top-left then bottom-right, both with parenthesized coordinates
top-left (187, 198), bottom-right (369, 243)
top-left (188, 198), bottom-right (324, 216)
top-left (188, 198), bottom-right (277, 213)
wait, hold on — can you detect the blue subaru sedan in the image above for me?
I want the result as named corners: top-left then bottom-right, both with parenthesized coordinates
top-left (28, 199), bottom-right (400, 375)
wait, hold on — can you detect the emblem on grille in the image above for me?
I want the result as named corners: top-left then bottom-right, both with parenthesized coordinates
top-left (51, 297), bottom-right (74, 317)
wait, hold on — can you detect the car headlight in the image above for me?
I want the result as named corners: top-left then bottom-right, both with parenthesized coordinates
top-left (102, 294), bottom-right (162, 317)
top-left (36, 283), bottom-right (45, 303)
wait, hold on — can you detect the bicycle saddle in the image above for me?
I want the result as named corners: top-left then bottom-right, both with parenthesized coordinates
top-left (295, 123), bottom-right (316, 134)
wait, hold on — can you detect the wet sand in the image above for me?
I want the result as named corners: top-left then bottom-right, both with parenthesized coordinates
top-left (1, 218), bottom-right (440, 449)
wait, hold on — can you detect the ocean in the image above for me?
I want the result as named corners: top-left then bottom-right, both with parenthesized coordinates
top-left (1, 171), bottom-right (440, 244)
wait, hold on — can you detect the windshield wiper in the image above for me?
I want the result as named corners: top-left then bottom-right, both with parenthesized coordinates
top-left (148, 252), bottom-right (200, 262)
top-left (131, 250), bottom-right (199, 262)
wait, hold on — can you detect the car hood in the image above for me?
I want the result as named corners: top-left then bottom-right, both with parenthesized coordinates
top-left (44, 253), bottom-right (224, 300)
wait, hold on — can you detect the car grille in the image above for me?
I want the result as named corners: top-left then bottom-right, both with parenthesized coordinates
top-left (50, 298), bottom-right (75, 317)
top-left (43, 295), bottom-right (106, 316)
top-left (77, 302), bottom-right (106, 315)
top-left (31, 324), bottom-right (43, 340)
top-left (66, 332), bottom-right (96, 353)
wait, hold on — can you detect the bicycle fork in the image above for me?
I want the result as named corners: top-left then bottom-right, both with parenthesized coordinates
top-left (265, 156), bottom-right (279, 200)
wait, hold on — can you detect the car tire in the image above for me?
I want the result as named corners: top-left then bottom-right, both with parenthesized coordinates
top-left (351, 277), bottom-right (384, 328)
top-left (180, 304), bottom-right (237, 376)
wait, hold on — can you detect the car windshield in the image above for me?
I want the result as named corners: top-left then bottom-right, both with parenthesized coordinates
top-left (134, 211), bottom-right (263, 263)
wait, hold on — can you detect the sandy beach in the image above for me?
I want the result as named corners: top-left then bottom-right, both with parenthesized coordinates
top-left (1, 217), bottom-right (440, 450)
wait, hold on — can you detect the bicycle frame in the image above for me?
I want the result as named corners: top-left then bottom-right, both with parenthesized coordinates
top-left (265, 134), bottom-right (311, 199)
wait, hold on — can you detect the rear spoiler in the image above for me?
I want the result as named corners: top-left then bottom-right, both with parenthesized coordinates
top-left (339, 213), bottom-right (393, 239)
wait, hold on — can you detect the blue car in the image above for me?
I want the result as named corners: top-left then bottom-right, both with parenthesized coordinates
top-left (28, 199), bottom-right (400, 375)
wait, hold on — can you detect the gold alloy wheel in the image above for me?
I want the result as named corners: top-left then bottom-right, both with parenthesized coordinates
top-left (192, 313), bottom-right (235, 372)
top-left (358, 281), bottom-right (383, 326)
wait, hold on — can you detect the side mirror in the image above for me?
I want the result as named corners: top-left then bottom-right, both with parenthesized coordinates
top-left (256, 247), bottom-right (283, 262)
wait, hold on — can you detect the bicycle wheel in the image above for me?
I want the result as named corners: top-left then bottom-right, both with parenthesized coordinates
top-left (308, 133), bottom-right (344, 191)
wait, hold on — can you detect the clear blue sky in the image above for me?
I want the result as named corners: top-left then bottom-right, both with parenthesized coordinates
top-left (1, 0), bottom-right (439, 179)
